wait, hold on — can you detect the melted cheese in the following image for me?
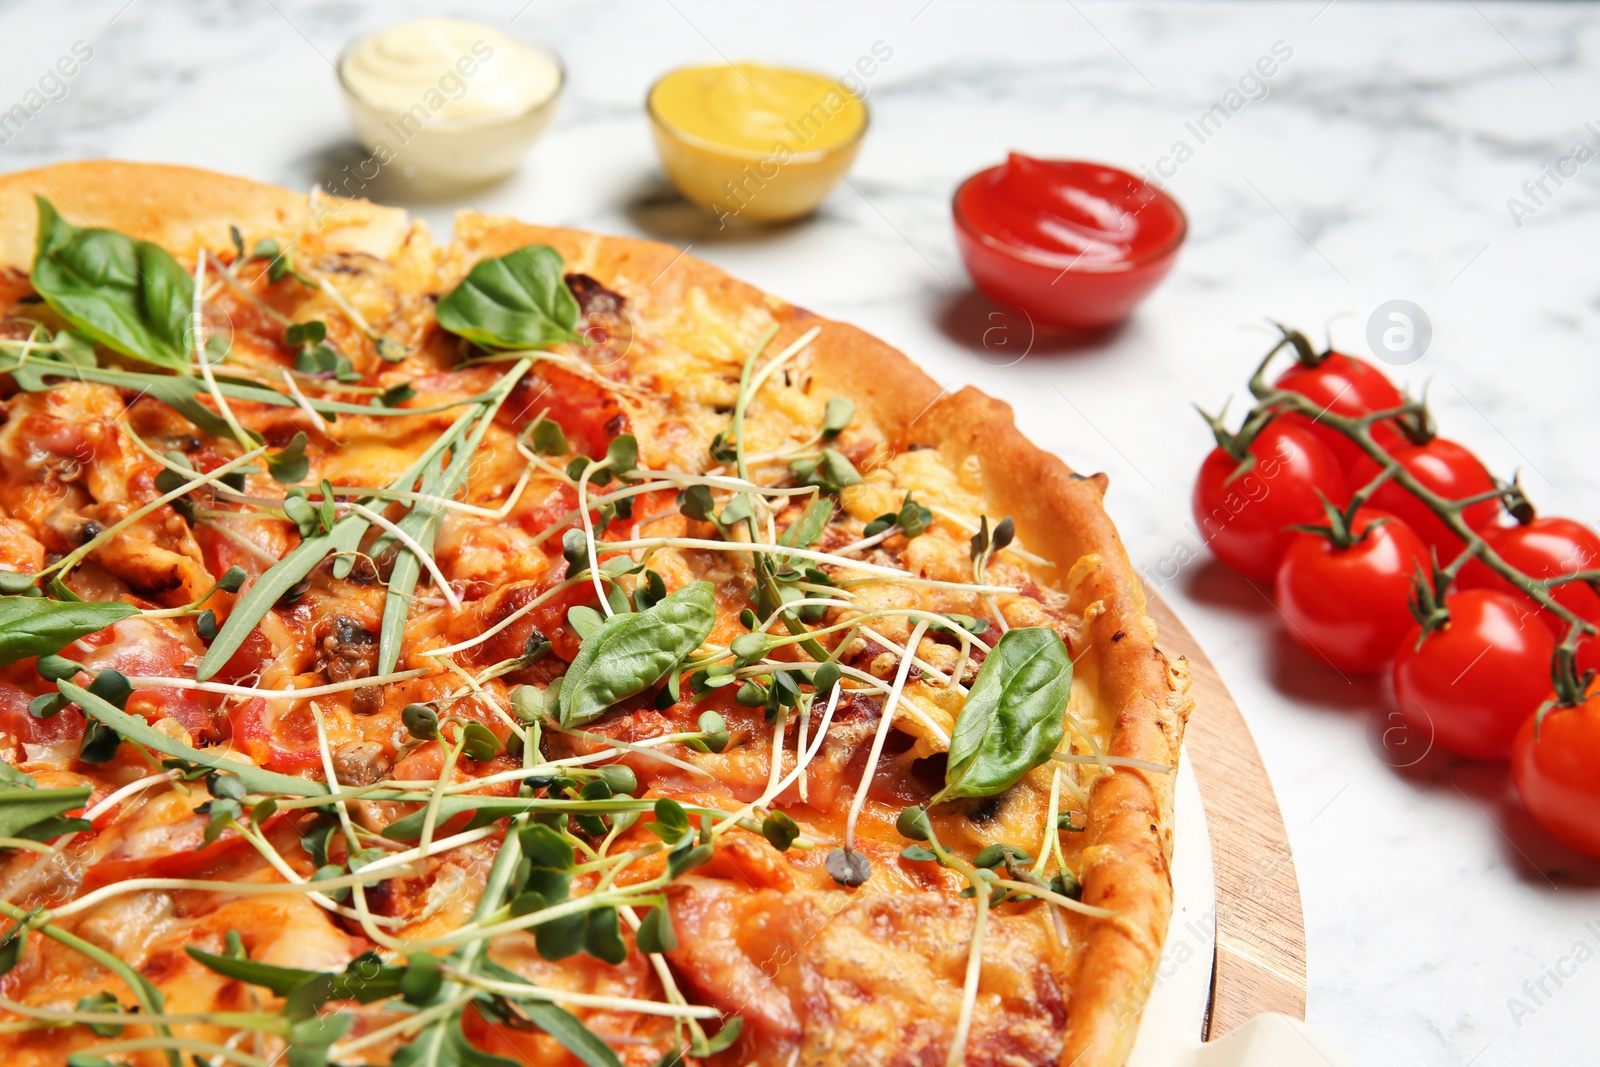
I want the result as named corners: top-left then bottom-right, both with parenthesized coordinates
top-left (0, 218), bottom-right (1120, 1067)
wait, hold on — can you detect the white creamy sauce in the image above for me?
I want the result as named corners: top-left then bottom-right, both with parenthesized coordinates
top-left (341, 18), bottom-right (559, 122)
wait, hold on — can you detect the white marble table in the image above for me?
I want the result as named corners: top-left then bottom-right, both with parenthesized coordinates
top-left (2, 1), bottom-right (1597, 1063)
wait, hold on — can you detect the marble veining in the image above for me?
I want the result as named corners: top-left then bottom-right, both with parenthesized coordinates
top-left (0, 1), bottom-right (1597, 1064)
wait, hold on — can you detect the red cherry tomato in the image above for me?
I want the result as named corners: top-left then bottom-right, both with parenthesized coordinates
top-left (499, 364), bottom-right (626, 459)
top-left (212, 625), bottom-right (274, 686)
top-left (1275, 509), bottom-right (1429, 674)
top-left (1193, 420), bottom-right (1349, 584)
top-left (1458, 517), bottom-right (1600, 671)
top-left (1274, 352), bottom-right (1405, 474)
top-left (1513, 693), bottom-right (1600, 858)
top-left (228, 697), bottom-right (324, 773)
top-left (1393, 589), bottom-right (1555, 760)
top-left (1349, 438), bottom-right (1499, 564)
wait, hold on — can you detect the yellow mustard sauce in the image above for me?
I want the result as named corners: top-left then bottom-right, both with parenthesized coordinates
top-left (648, 62), bottom-right (868, 223)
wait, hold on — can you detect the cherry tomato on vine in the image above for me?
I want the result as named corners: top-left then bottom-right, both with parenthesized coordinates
top-left (1458, 517), bottom-right (1600, 672)
top-left (1193, 420), bottom-right (1349, 584)
top-left (1275, 508), bottom-right (1429, 674)
top-left (1349, 438), bottom-right (1499, 565)
top-left (1393, 589), bottom-right (1555, 760)
top-left (1274, 351), bottom-right (1405, 475)
top-left (1513, 692), bottom-right (1600, 858)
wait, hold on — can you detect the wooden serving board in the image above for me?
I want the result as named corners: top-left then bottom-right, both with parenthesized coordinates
top-left (1145, 592), bottom-right (1308, 1039)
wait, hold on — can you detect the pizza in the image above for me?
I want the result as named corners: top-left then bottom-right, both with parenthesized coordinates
top-left (0, 162), bottom-right (1190, 1067)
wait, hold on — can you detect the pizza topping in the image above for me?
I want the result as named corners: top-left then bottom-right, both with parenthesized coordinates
top-left (0, 201), bottom-right (1145, 1067)
top-left (557, 581), bottom-right (716, 728)
top-left (30, 198), bottom-right (196, 372)
top-left (936, 626), bottom-right (1073, 802)
top-left (435, 244), bottom-right (583, 350)
top-left (0, 596), bottom-right (137, 665)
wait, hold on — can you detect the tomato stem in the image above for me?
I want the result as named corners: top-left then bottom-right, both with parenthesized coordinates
top-left (1271, 321), bottom-right (1324, 367)
top-left (1285, 491), bottom-right (1382, 551)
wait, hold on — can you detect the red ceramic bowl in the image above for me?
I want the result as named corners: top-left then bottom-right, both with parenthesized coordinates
top-left (952, 159), bottom-right (1186, 330)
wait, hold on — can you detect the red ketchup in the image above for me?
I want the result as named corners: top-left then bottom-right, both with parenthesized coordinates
top-left (953, 154), bottom-right (1185, 329)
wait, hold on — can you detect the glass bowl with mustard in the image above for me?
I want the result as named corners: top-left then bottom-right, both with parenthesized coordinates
top-left (338, 18), bottom-right (564, 185)
top-left (647, 62), bottom-right (869, 224)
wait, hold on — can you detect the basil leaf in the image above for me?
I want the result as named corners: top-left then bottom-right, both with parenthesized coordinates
top-left (31, 198), bottom-right (194, 371)
top-left (436, 245), bottom-right (581, 350)
top-left (943, 626), bottom-right (1071, 800)
top-left (0, 596), bottom-right (137, 666)
top-left (558, 582), bottom-right (716, 728)
top-left (0, 785), bottom-right (90, 840)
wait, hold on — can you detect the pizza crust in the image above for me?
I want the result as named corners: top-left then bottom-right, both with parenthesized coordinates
top-left (0, 160), bottom-right (410, 270)
top-left (0, 162), bottom-right (1192, 1067)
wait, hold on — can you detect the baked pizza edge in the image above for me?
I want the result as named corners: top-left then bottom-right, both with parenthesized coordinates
top-left (0, 159), bottom-right (1194, 1067)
